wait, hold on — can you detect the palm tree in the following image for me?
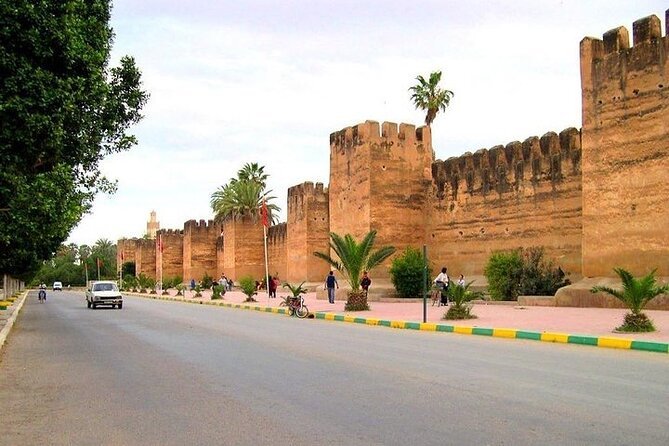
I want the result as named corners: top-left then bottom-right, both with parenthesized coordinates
top-left (591, 268), bottom-right (669, 332)
top-left (237, 162), bottom-right (268, 189)
top-left (314, 230), bottom-right (396, 311)
top-left (210, 180), bottom-right (280, 224)
top-left (409, 70), bottom-right (454, 126)
top-left (444, 280), bottom-right (483, 320)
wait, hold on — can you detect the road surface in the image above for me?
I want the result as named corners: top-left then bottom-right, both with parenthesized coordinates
top-left (0, 290), bottom-right (667, 445)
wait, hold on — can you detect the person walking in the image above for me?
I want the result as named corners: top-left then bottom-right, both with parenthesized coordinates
top-left (361, 271), bottom-right (372, 296)
top-left (433, 267), bottom-right (449, 306)
top-left (324, 271), bottom-right (339, 304)
top-left (269, 276), bottom-right (278, 298)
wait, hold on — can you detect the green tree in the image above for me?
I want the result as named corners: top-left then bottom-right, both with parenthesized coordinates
top-left (409, 71), bottom-right (454, 126)
top-left (238, 276), bottom-right (258, 302)
top-left (484, 250), bottom-right (524, 301)
top-left (210, 164), bottom-right (279, 224)
top-left (0, 1), bottom-right (148, 278)
top-left (314, 231), bottom-right (395, 311)
top-left (591, 268), bottom-right (669, 332)
top-left (389, 247), bottom-right (432, 298)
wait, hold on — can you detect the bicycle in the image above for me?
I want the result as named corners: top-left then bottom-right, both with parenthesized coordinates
top-left (286, 295), bottom-right (309, 318)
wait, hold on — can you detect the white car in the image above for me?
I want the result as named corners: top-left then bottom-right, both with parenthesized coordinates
top-left (86, 281), bottom-right (123, 309)
top-left (53, 281), bottom-right (63, 291)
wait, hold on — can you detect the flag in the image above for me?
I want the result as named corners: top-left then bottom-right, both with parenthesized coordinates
top-left (261, 199), bottom-right (269, 228)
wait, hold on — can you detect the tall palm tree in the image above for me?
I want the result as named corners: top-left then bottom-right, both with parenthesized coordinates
top-left (237, 162), bottom-right (268, 189)
top-left (211, 180), bottom-right (279, 224)
top-left (591, 268), bottom-right (668, 332)
top-left (409, 70), bottom-right (454, 126)
top-left (314, 230), bottom-right (396, 311)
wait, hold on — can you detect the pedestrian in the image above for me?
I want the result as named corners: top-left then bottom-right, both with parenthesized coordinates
top-left (324, 270), bottom-right (339, 304)
top-left (457, 274), bottom-right (465, 287)
top-left (361, 271), bottom-right (371, 296)
top-left (269, 276), bottom-right (278, 298)
top-left (433, 267), bottom-right (449, 306)
top-left (219, 275), bottom-right (227, 288)
top-left (190, 278), bottom-right (196, 290)
top-left (227, 277), bottom-right (233, 291)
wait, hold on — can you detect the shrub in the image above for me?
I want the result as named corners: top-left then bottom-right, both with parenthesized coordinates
top-left (193, 284), bottom-right (202, 298)
top-left (518, 247), bottom-right (570, 296)
top-left (122, 275), bottom-right (137, 291)
top-left (211, 284), bottom-right (224, 300)
top-left (485, 250), bottom-right (523, 301)
top-left (389, 247), bottom-right (432, 298)
top-left (239, 276), bottom-right (257, 302)
top-left (484, 247), bottom-right (570, 301)
top-left (137, 273), bottom-right (151, 294)
top-left (175, 283), bottom-right (185, 296)
top-left (201, 273), bottom-right (214, 290)
top-left (443, 280), bottom-right (482, 320)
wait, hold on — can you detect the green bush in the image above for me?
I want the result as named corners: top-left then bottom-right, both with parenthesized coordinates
top-left (389, 247), bottom-right (432, 298)
top-left (201, 273), bottom-right (214, 289)
top-left (484, 247), bottom-right (570, 301)
top-left (518, 247), bottom-right (570, 296)
top-left (485, 250), bottom-right (523, 301)
top-left (211, 284), bottom-right (225, 300)
top-left (239, 276), bottom-right (257, 302)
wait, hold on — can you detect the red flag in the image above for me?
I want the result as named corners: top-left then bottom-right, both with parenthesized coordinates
top-left (261, 199), bottom-right (269, 228)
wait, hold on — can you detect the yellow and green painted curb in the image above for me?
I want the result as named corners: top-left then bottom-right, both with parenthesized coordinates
top-left (314, 313), bottom-right (669, 354)
top-left (127, 293), bottom-right (668, 354)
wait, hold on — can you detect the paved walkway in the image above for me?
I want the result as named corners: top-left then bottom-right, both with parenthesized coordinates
top-left (138, 288), bottom-right (669, 343)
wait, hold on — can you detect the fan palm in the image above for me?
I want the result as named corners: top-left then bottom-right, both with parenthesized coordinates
top-left (314, 230), bottom-right (396, 311)
top-left (210, 180), bottom-right (279, 224)
top-left (591, 268), bottom-right (668, 332)
top-left (409, 70), bottom-right (454, 126)
top-left (237, 162), bottom-right (268, 189)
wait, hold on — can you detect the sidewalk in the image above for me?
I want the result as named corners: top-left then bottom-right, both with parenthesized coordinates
top-left (133, 288), bottom-right (669, 344)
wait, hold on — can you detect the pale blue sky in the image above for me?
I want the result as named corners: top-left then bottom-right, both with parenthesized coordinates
top-left (67, 0), bottom-right (668, 245)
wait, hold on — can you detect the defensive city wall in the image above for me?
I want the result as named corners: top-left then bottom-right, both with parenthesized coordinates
top-left (117, 11), bottom-right (669, 306)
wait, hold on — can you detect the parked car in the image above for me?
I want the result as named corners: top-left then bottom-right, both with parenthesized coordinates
top-left (86, 281), bottom-right (123, 309)
top-left (53, 281), bottom-right (63, 291)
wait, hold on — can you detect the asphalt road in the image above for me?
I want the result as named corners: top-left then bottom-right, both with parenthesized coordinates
top-left (0, 290), bottom-right (667, 445)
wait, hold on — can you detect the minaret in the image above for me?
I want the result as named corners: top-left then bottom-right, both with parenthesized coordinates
top-left (146, 210), bottom-right (160, 239)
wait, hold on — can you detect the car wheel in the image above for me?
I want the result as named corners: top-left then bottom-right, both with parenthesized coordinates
top-left (87, 300), bottom-right (91, 308)
top-left (92, 303), bottom-right (96, 309)
top-left (118, 303), bottom-right (123, 309)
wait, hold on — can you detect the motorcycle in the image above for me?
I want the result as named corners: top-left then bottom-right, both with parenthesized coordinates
top-left (38, 289), bottom-right (47, 303)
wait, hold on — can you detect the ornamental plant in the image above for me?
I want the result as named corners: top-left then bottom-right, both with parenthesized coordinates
top-left (239, 276), bottom-right (258, 302)
top-left (591, 268), bottom-right (668, 332)
top-left (389, 247), bottom-right (432, 298)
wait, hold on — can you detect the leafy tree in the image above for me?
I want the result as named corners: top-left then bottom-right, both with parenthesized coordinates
top-left (237, 162), bottom-right (269, 189)
top-left (591, 268), bottom-right (669, 332)
top-left (0, 1), bottom-right (148, 277)
top-left (314, 231), bottom-right (395, 311)
top-left (389, 247), bottom-right (432, 298)
top-left (409, 71), bottom-right (454, 126)
top-left (201, 273), bottom-right (214, 289)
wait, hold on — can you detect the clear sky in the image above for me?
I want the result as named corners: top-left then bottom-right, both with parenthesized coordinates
top-left (66, 0), bottom-right (668, 246)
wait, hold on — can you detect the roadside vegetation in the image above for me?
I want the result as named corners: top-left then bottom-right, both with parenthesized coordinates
top-left (591, 268), bottom-right (668, 332)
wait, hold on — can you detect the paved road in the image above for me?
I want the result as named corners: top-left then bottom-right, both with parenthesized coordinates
top-left (0, 291), bottom-right (667, 445)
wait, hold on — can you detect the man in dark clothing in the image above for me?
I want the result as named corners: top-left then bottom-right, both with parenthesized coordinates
top-left (361, 271), bottom-right (372, 296)
top-left (324, 271), bottom-right (339, 304)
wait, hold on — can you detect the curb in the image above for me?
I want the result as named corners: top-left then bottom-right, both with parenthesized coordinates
top-left (0, 291), bottom-right (29, 353)
top-left (125, 293), bottom-right (669, 354)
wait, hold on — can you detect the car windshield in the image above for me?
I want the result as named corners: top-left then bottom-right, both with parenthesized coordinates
top-left (93, 283), bottom-right (118, 292)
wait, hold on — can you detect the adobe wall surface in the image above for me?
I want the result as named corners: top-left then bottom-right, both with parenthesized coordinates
top-left (135, 239), bottom-right (156, 279)
top-left (157, 229), bottom-right (183, 281)
top-left (580, 12), bottom-right (669, 276)
top-left (183, 219), bottom-right (220, 282)
top-left (268, 223), bottom-right (287, 280)
top-left (286, 182), bottom-right (330, 283)
top-left (117, 238), bottom-right (137, 269)
top-left (216, 236), bottom-right (225, 280)
top-left (222, 217), bottom-right (265, 281)
top-left (428, 129), bottom-right (583, 279)
top-left (329, 121), bottom-right (434, 278)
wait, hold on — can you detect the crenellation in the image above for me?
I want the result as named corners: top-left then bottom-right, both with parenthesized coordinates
top-left (268, 223), bottom-right (287, 242)
top-left (382, 121), bottom-right (398, 138)
top-left (603, 27), bottom-right (630, 54)
top-left (632, 15), bottom-right (662, 45)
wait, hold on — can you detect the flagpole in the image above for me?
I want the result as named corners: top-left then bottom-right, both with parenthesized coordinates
top-left (263, 224), bottom-right (270, 305)
top-left (159, 234), bottom-right (163, 293)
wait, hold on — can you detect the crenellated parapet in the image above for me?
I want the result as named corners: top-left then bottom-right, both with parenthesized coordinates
top-left (432, 128), bottom-right (581, 200)
top-left (184, 219), bottom-right (219, 233)
top-left (288, 181), bottom-right (329, 222)
top-left (268, 223), bottom-right (287, 243)
top-left (580, 12), bottom-right (668, 101)
top-left (330, 120), bottom-right (431, 152)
